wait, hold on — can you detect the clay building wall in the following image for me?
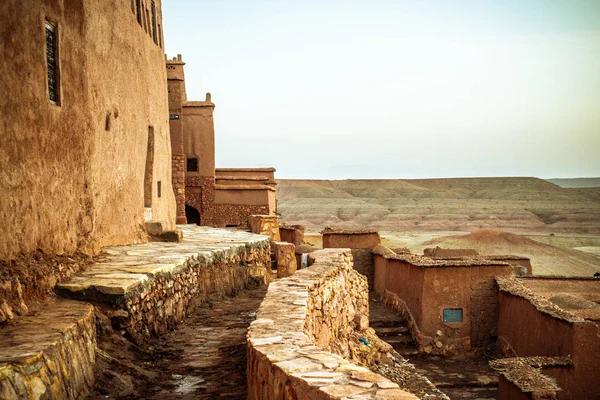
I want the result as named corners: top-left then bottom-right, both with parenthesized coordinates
top-left (321, 231), bottom-right (380, 289)
top-left (279, 225), bottom-right (305, 246)
top-left (0, 0), bottom-right (174, 259)
top-left (322, 231), bottom-right (381, 249)
top-left (214, 187), bottom-right (275, 207)
top-left (216, 167), bottom-right (275, 181)
top-left (166, 56), bottom-right (186, 223)
top-left (420, 265), bottom-right (511, 348)
top-left (423, 247), bottom-right (479, 257)
top-left (182, 99), bottom-right (215, 177)
top-left (496, 283), bottom-right (600, 400)
top-left (384, 259), bottom-right (426, 326)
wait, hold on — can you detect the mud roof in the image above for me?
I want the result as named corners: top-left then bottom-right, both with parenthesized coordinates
top-left (371, 245), bottom-right (509, 268)
top-left (496, 277), bottom-right (584, 323)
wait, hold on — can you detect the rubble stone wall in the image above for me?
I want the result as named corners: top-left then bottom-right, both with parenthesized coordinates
top-left (0, 302), bottom-right (96, 399)
top-left (124, 244), bottom-right (270, 338)
top-left (247, 248), bottom-right (417, 399)
top-left (350, 249), bottom-right (375, 290)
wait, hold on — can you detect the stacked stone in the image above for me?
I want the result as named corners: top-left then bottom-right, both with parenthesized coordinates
top-left (118, 243), bottom-right (270, 339)
top-left (274, 242), bottom-right (297, 278)
top-left (350, 249), bottom-right (375, 289)
top-left (247, 248), bottom-right (418, 400)
top-left (303, 251), bottom-right (369, 359)
top-left (470, 278), bottom-right (499, 347)
top-left (0, 300), bottom-right (96, 399)
top-left (171, 154), bottom-right (186, 224)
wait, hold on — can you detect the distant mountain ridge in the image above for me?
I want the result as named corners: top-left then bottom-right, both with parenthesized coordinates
top-left (547, 178), bottom-right (600, 188)
top-left (277, 177), bottom-right (600, 234)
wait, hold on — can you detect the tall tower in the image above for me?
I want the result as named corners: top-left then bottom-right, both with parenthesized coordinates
top-left (166, 54), bottom-right (187, 224)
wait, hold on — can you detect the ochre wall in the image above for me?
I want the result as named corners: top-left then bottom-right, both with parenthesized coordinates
top-left (182, 102), bottom-right (215, 177)
top-left (322, 232), bottom-right (381, 249)
top-left (498, 292), bottom-right (575, 357)
top-left (214, 188), bottom-right (273, 206)
top-left (85, 0), bottom-right (175, 251)
top-left (497, 291), bottom-right (600, 400)
top-left (216, 168), bottom-right (275, 180)
top-left (0, 0), bottom-right (174, 260)
top-left (384, 259), bottom-right (426, 326)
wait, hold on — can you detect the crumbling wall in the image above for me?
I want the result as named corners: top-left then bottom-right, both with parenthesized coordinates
top-left (424, 247), bottom-right (479, 257)
top-left (496, 279), bottom-right (600, 399)
top-left (279, 225), bottom-right (305, 246)
top-left (247, 249), bottom-right (417, 400)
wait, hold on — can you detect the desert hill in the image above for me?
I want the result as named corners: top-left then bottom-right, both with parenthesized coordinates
top-left (277, 177), bottom-right (600, 234)
top-left (419, 229), bottom-right (600, 276)
top-left (548, 178), bottom-right (600, 188)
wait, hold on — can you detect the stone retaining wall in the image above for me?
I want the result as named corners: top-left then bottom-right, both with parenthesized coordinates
top-left (58, 228), bottom-right (271, 340)
top-left (247, 248), bottom-right (418, 399)
top-left (0, 300), bottom-right (96, 399)
top-left (120, 243), bottom-right (271, 337)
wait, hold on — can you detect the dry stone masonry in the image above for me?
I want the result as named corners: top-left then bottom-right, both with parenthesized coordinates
top-left (57, 226), bottom-right (271, 339)
top-left (0, 300), bottom-right (96, 399)
top-left (247, 248), bottom-right (418, 399)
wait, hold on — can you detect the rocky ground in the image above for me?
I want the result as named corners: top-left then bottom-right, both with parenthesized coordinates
top-left (89, 282), bottom-right (267, 399)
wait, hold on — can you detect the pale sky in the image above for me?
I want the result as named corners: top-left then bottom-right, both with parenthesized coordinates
top-left (163, 1), bottom-right (600, 179)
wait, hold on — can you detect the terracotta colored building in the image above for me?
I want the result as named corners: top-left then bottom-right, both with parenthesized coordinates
top-left (166, 56), bottom-right (277, 227)
top-left (373, 247), bottom-right (513, 354)
top-left (0, 0), bottom-right (175, 261)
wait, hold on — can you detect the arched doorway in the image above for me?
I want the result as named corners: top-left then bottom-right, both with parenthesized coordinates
top-left (185, 205), bottom-right (200, 225)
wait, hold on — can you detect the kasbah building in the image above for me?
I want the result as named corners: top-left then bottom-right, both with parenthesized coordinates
top-left (0, 2), bottom-right (598, 400)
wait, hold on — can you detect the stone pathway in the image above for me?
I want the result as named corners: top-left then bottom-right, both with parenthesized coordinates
top-left (90, 284), bottom-right (267, 399)
top-left (369, 296), bottom-right (500, 400)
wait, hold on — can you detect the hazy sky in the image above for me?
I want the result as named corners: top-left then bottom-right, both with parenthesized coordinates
top-left (163, 1), bottom-right (600, 179)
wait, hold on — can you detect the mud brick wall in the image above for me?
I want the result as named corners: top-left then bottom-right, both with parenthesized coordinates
top-left (496, 279), bottom-right (600, 400)
top-left (247, 249), bottom-right (417, 400)
top-left (350, 249), bottom-right (375, 290)
top-left (279, 225), bottom-right (305, 245)
top-left (470, 277), bottom-right (501, 347)
top-left (213, 204), bottom-right (269, 228)
top-left (0, 302), bottom-right (96, 399)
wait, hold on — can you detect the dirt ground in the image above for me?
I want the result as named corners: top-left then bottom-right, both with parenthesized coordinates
top-left (89, 282), bottom-right (267, 399)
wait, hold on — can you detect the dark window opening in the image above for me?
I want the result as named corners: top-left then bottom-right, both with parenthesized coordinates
top-left (226, 224), bottom-right (238, 228)
top-left (151, 1), bottom-right (157, 44)
top-left (135, 0), bottom-right (141, 25)
top-left (187, 158), bottom-right (198, 172)
top-left (185, 205), bottom-right (200, 225)
top-left (158, 23), bottom-right (163, 48)
top-left (443, 308), bottom-right (463, 323)
top-left (45, 22), bottom-right (59, 104)
top-left (157, 181), bottom-right (161, 198)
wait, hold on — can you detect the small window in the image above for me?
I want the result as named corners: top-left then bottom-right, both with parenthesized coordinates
top-left (135, 0), bottom-right (142, 25)
top-left (443, 308), bottom-right (463, 323)
top-left (157, 181), bottom-right (162, 198)
top-left (187, 158), bottom-right (198, 172)
top-left (151, 1), bottom-right (157, 44)
top-left (45, 22), bottom-right (60, 104)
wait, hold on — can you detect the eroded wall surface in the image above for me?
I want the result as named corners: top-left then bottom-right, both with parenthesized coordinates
top-left (0, 0), bottom-right (175, 261)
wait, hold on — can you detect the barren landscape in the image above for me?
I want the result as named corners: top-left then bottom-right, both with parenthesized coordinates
top-left (278, 177), bottom-right (600, 276)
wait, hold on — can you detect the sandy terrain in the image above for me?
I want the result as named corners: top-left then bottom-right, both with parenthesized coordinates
top-left (279, 178), bottom-right (600, 276)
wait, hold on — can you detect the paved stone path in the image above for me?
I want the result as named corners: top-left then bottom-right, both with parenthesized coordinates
top-left (138, 284), bottom-right (267, 399)
top-left (369, 297), bottom-right (500, 400)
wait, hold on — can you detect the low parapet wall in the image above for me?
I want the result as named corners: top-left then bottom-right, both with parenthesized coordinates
top-left (247, 248), bottom-right (418, 399)
top-left (58, 227), bottom-right (271, 339)
top-left (496, 277), bottom-right (600, 399)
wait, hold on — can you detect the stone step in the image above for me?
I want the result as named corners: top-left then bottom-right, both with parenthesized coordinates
top-left (0, 298), bottom-right (96, 399)
top-left (392, 344), bottom-right (420, 357)
top-left (383, 335), bottom-right (413, 345)
top-left (369, 318), bottom-right (406, 328)
top-left (374, 326), bottom-right (409, 336)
